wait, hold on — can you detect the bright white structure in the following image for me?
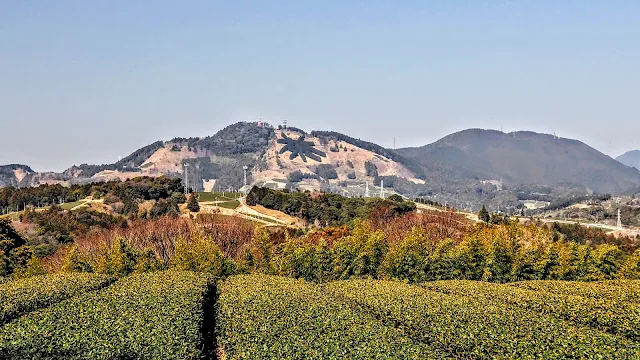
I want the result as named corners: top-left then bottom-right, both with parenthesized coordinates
top-left (183, 163), bottom-right (190, 194)
top-left (617, 209), bottom-right (623, 229)
top-left (243, 165), bottom-right (249, 186)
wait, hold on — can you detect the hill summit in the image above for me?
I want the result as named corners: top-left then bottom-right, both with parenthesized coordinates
top-left (617, 150), bottom-right (640, 170)
top-left (397, 129), bottom-right (640, 195)
top-left (2, 123), bottom-right (640, 210)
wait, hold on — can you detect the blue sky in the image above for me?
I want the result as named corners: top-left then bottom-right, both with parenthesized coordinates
top-left (1, 1), bottom-right (639, 171)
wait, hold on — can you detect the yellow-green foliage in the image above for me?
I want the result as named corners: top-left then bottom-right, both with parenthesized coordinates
top-left (0, 273), bottom-right (114, 325)
top-left (325, 279), bottom-right (640, 359)
top-left (0, 271), bottom-right (215, 359)
top-left (511, 279), bottom-right (640, 304)
top-left (619, 250), bottom-right (640, 279)
top-left (171, 234), bottom-right (235, 276)
top-left (217, 274), bottom-right (444, 359)
top-left (425, 280), bottom-right (640, 342)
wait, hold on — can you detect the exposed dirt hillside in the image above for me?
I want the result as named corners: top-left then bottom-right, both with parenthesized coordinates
top-left (254, 129), bottom-right (421, 185)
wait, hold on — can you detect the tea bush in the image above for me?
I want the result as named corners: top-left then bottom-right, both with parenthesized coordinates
top-left (325, 279), bottom-right (640, 359)
top-left (0, 273), bottom-right (114, 325)
top-left (0, 271), bottom-right (215, 359)
top-left (217, 274), bottom-right (445, 359)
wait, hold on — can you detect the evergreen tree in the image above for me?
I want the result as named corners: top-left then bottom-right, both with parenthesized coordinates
top-left (478, 205), bottom-right (490, 223)
top-left (187, 193), bottom-right (200, 213)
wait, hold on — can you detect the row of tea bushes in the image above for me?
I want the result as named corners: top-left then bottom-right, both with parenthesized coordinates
top-left (0, 271), bottom-right (215, 359)
top-left (510, 279), bottom-right (640, 304)
top-left (424, 280), bottom-right (640, 341)
top-left (217, 274), bottom-right (446, 359)
top-left (0, 273), bottom-right (115, 325)
top-left (325, 279), bottom-right (640, 359)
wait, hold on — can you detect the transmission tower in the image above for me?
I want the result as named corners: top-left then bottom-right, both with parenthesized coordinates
top-left (183, 163), bottom-right (189, 194)
top-left (617, 208), bottom-right (622, 229)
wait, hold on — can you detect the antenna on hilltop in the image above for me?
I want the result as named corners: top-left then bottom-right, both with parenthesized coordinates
top-left (283, 119), bottom-right (288, 129)
top-left (393, 137), bottom-right (396, 150)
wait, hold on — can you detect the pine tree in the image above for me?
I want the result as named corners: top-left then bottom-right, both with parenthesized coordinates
top-left (479, 205), bottom-right (490, 223)
top-left (187, 193), bottom-right (200, 213)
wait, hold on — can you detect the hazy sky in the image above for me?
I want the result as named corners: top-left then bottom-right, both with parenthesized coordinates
top-left (1, 1), bottom-right (639, 172)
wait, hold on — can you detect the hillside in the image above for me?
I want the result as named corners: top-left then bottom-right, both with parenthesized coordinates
top-left (397, 129), bottom-right (640, 195)
top-left (3, 124), bottom-right (640, 212)
top-left (1, 122), bottom-right (421, 195)
top-left (617, 150), bottom-right (640, 170)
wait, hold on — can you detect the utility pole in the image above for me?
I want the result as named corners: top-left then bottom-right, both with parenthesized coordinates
top-left (243, 165), bottom-right (248, 187)
top-left (183, 163), bottom-right (189, 194)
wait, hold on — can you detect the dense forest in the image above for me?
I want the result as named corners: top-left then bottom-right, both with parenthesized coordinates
top-left (247, 186), bottom-right (416, 226)
top-left (0, 177), bottom-right (182, 213)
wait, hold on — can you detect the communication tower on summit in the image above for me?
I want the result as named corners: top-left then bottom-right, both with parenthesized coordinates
top-left (283, 119), bottom-right (288, 129)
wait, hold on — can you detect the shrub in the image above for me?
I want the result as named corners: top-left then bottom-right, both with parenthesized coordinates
top-left (364, 161), bottom-right (378, 177)
top-left (0, 271), bottom-right (215, 359)
top-left (171, 234), bottom-right (235, 277)
top-left (217, 275), bottom-right (440, 359)
top-left (0, 273), bottom-right (115, 325)
top-left (326, 279), bottom-right (640, 358)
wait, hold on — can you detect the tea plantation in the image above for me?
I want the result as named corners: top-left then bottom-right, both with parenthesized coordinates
top-left (1, 272), bottom-right (639, 359)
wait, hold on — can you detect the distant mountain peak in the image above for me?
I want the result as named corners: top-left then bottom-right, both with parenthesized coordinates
top-left (616, 150), bottom-right (640, 170)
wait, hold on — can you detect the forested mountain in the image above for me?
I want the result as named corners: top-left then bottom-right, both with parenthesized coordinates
top-left (617, 150), bottom-right (640, 170)
top-left (3, 124), bottom-right (640, 211)
top-left (397, 129), bottom-right (640, 195)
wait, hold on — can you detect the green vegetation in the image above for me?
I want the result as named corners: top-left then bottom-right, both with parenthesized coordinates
top-left (217, 274), bottom-right (441, 359)
top-left (511, 280), bottom-right (640, 304)
top-left (217, 200), bottom-right (240, 209)
top-left (424, 280), bottom-right (640, 341)
top-left (197, 192), bottom-right (240, 202)
top-left (478, 204), bottom-right (490, 222)
top-left (0, 273), bottom-right (114, 324)
top-left (0, 218), bottom-right (28, 277)
top-left (0, 271), bottom-right (215, 359)
top-left (246, 186), bottom-right (416, 226)
top-left (0, 176), bottom-right (183, 214)
top-left (59, 200), bottom-right (86, 210)
top-left (326, 279), bottom-right (639, 359)
top-left (277, 133), bottom-right (326, 162)
top-left (314, 164), bottom-right (338, 180)
top-left (186, 193), bottom-right (200, 212)
top-left (364, 160), bottom-right (378, 177)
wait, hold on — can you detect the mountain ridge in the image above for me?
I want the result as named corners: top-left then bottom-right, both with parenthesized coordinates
top-left (617, 150), bottom-right (640, 170)
top-left (2, 123), bottom-right (639, 210)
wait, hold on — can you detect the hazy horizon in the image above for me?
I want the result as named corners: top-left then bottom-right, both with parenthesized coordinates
top-left (2, 1), bottom-right (639, 172)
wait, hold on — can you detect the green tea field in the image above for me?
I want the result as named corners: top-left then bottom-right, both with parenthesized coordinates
top-left (1, 272), bottom-right (639, 359)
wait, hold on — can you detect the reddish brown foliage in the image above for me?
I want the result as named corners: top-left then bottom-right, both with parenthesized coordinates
top-left (43, 215), bottom-right (255, 271)
top-left (372, 211), bottom-right (470, 245)
top-left (305, 226), bottom-right (351, 246)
